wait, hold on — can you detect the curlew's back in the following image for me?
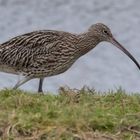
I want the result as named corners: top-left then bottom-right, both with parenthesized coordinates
top-left (0, 30), bottom-right (80, 77)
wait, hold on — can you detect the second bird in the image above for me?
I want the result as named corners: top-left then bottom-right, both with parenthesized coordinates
top-left (0, 23), bottom-right (139, 93)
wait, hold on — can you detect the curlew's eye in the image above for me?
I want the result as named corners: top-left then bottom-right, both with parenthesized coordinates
top-left (103, 30), bottom-right (108, 34)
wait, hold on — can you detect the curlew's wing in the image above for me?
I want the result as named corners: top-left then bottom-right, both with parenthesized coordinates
top-left (0, 30), bottom-right (63, 67)
top-left (0, 30), bottom-right (77, 71)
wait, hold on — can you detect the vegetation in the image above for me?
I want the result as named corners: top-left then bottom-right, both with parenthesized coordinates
top-left (0, 87), bottom-right (139, 140)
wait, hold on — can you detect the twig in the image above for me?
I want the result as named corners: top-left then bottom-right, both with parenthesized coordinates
top-left (124, 126), bottom-right (140, 137)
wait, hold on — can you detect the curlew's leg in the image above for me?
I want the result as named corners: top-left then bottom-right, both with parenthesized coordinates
top-left (13, 76), bottom-right (32, 90)
top-left (38, 78), bottom-right (44, 93)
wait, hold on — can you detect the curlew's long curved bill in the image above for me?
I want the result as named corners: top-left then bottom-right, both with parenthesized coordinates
top-left (110, 38), bottom-right (140, 70)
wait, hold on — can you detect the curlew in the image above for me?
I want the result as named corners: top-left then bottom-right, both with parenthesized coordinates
top-left (0, 23), bottom-right (139, 93)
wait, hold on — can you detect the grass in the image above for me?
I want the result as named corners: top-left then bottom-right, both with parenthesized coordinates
top-left (0, 87), bottom-right (139, 140)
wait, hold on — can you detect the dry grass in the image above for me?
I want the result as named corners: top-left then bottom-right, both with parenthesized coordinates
top-left (0, 87), bottom-right (139, 140)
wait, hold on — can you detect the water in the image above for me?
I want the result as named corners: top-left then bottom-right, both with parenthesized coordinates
top-left (0, 0), bottom-right (140, 93)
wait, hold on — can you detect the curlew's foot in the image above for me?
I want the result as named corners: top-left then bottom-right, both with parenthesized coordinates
top-left (39, 92), bottom-right (44, 95)
top-left (38, 88), bottom-right (44, 94)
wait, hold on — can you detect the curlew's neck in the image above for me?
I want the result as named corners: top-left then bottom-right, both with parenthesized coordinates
top-left (76, 32), bottom-right (101, 56)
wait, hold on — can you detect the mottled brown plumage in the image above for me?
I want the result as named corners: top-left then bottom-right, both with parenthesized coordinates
top-left (0, 23), bottom-right (139, 92)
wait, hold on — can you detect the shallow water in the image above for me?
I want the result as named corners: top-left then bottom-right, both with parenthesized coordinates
top-left (0, 0), bottom-right (140, 93)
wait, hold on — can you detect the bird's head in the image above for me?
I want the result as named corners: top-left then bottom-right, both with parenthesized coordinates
top-left (88, 23), bottom-right (140, 70)
top-left (88, 23), bottom-right (113, 41)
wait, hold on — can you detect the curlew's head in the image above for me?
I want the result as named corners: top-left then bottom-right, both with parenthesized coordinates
top-left (88, 23), bottom-right (140, 70)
